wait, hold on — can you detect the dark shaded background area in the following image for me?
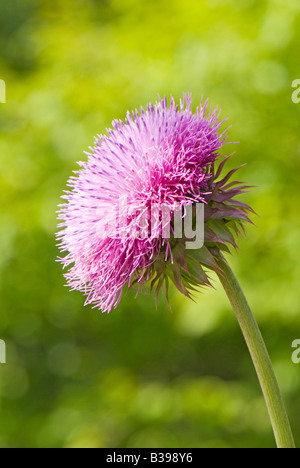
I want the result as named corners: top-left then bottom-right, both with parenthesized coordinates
top-left (0, 0), bottom-right (300, 448)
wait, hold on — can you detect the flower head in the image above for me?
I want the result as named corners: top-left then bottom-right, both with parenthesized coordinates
top-left (57, 94), bottom-right (253, 312)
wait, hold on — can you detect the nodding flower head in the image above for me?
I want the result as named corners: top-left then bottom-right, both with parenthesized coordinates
top-left (57, 94), bottom-right (253, 312)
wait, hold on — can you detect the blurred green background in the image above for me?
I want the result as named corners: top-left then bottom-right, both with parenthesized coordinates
top-left (0, 0), bottom-right (300, 448)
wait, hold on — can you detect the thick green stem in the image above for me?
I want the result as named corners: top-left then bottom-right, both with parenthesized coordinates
top-left (216, 258), bottom-right (295, 448)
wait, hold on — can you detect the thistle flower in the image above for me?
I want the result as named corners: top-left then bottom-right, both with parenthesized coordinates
top-left (57, 94), bottom-right (252, 312)
top-left (57, 94), bottom-right (295, 447)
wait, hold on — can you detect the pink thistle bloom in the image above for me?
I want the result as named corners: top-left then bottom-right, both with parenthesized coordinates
top-left (57, 94), bottom-right (252, 312)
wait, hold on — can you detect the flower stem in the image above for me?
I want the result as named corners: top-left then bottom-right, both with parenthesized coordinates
top-left (216, 258), bottom-right (295, 448)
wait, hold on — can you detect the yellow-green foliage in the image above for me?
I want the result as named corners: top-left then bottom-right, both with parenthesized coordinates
top-left (0, 0), bottom-right (300, 448)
